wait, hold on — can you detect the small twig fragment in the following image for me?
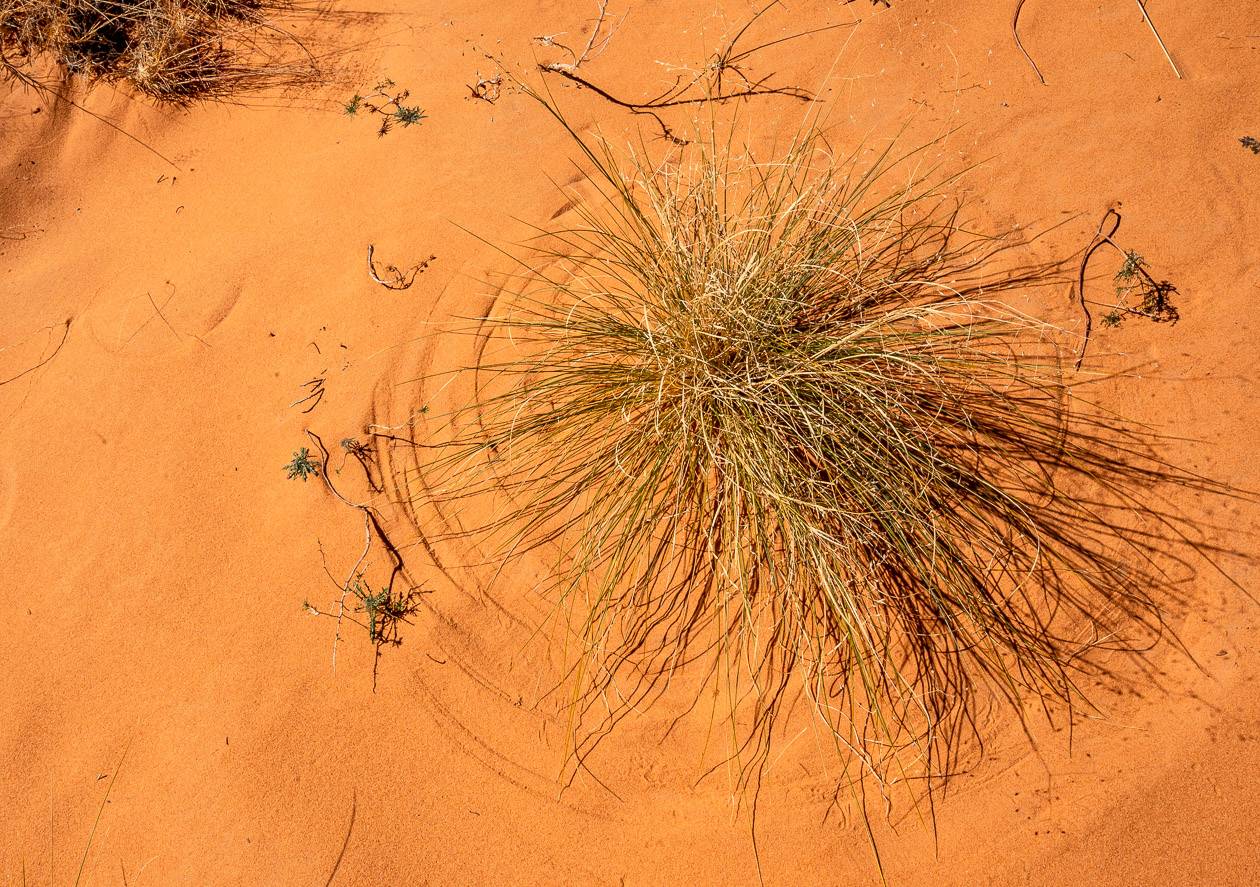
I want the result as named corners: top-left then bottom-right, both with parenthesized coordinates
top-left (367, 244), bottom-right (435, 290)
top-left (290, 377), bottom-right (326, 414)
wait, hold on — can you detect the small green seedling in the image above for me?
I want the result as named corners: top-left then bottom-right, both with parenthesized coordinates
top-left (285, 447), bottom-right (320, 481)
top-left (344, 78), bottom-right (426, 136)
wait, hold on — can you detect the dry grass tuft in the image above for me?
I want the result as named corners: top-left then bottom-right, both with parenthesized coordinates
top-left (0, 0), bottom-right (323, 103)
top-left (421, 101), bottom-right (1239, 825)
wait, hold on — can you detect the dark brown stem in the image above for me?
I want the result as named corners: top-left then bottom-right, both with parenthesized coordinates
top-left (1012, 0), bottom-right (1047, 85)
top-left (1074, 208), bottom-right (1122, 370)
top-left (306, 430), bottom-right (406, 592)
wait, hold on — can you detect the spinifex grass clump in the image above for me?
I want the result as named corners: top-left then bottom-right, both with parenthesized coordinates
top-left (0, 0), bottom-right (320, 102)
top-left (430, 110), bottom-right (1230, 803)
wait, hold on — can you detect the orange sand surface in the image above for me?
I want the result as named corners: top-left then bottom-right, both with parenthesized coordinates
top-left (2, 1), bottom-right (1260, 883)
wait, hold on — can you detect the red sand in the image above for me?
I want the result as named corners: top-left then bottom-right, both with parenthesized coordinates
top-left (2, 1), bottom-right (1259, 883)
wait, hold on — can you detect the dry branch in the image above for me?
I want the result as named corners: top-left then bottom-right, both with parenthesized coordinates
top-left (536, 1), bottom-right (840, 143)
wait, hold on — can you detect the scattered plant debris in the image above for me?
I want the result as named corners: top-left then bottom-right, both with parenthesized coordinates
top-left (468, 72), bottom-right (502, 103)
top-left (345, 79), bottom-right (426, 136)
top-left (532, 0), bottom-right (621, 71)
top-left (1013, 0), bottom-right (1182, 84)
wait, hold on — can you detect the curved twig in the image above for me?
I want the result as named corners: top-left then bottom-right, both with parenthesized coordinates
top-left (323, 791), bottom-right (357, 886)
top-left (306, 430), bottom-right (406, 590)
top-left (1012, 0), bottom-right (1047, 84)
top-left (1074, 208), bottom-right (1123, 370)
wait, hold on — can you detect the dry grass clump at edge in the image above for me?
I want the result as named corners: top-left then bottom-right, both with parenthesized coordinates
top-left (422, 102), bottom-right (1234, 817)
top-left (0, 0), bottom-right (321, 102)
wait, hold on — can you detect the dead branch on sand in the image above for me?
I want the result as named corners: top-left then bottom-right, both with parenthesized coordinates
top-left (537, 1), bottom-right (849, 144)
top-left (290, 376), bottom-right (326, 414)
top-left (302, 429), bottom-right (423, 688)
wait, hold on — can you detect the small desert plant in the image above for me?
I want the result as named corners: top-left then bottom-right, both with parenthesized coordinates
top-left (1100, 249), bottom-right (1179, 328)
top-left (421, 101), bottom-right (1236, 830)
top-left (285, 446), bottom-right (319, 481)
top-left (1240, 136), bottom-right (1260, 155)
top-left (350, 576), bottom-right (421, 644)
top-left (305, 575), bottom-right (422, 647)
top-left (344, 78), bottom-right (425, 136)
top-left (0, 0), bottom-right (322, 103)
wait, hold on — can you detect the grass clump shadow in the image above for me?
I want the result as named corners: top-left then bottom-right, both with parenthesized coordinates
top-left (418, 97), bottom-right (1242, 849)
top-left (0, 0), bottom-right (325, 103)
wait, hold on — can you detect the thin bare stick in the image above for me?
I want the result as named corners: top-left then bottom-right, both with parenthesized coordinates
top-left (329, 515), bottom-right (372, 673)
top-left (540, 64), bottom-right (811, 108)
top-left (1012, 0), bottom-right (1046, 84)
top-left (74, 734), bottom-right (134, 887)
top-left (1136, 0), bottom-right (1183, 79)
top-left (323, 791), bottom-right (357, 886)
top-left (574, 0), bottom-right (616, 68)
top-left (0, 317), bottom-right (72, 386)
